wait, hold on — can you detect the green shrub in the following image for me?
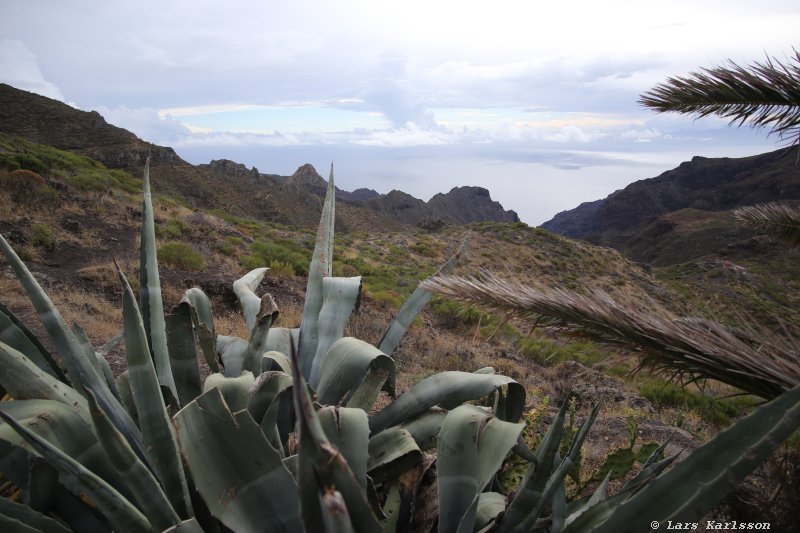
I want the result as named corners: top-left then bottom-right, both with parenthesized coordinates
top-left (14, 153), bottom-right (47, 174)
top-left (30, 223), bottom-right (55, 249)
top-left (157, 241), bottom-right (206, 271)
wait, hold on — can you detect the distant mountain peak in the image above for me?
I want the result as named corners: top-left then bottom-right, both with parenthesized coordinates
top-left (287, 163), bottom-right (327, 188)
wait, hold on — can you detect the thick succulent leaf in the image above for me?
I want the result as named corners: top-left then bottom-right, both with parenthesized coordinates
top-left (298, 164), bottom-right (336, 380)
top-left (203, 371), bottom-right (255, 413)
top-left (175, 387), bottom-right (303, 532)
top-left (437, 405), bottom-right (524, 533)
top-left (321, 488), bottom-right (356, 533)
top-left (264, 327), bottom-right (299, 357)
top-left (84, 387), bottom-right (180, 531)
top-left (0, 410), bottom-right (152, 533)
top-left (378, 232), bottom-right (470, 356)
top-left (138, 159), bottom-right (178, 402)
top-left (0, 302), bottom-right (65, 382)
top-left (309, 276), bottom-right (363, 388)
top-left (0, 234), bottom-right (141, 458)
top-left (115, 370), bottom-right (139, 424)
top-left (509, 405), bottom-right (599, 533)
top-left (262, 350), bottom-right (293, 374)
top-left (399, 408), bottom-right (447, 451)
top-left (497, 401), bottom-right (568, 532)
top-left (290, 328), bottom-right (382, 533)
top-left (317, 337), bottom-right (395, 408)
top-left (179, 288), bottom-right (219, 372)
top-left (367, 427), bottom-right (422, 484)
top-left (25, 457), bottom-right (59, 513)
top-left (119, 265), bottom-right (192, 518)
top-left (0, 498), bottom-right (70, 533)
top-left (242, 293), bottom-right (279, 376)
top-left (552, 473), bottom-right (567, 533)
top-left (248, 370), bottom-right (294, 424)
top-left (0, 341), bottom-right (86, 412)
top-left (0, 400), bottom-right (122, 490)
top-left (369, 371), bottom-right (525, 434)
top-left (71, 323), bottom-right (121, 404)
top-left (318, 407), bottom-right (370, 489)
top-left (233, 267), bottom-right (269, 334)
top-left (593, 385), bottom-right (800, 532)
top-left (248, 371), bottom-right (294, 454)
top-left (475, 492), bottom-right (507, 532)
top-left (217, 335), bottom-right (249, 377)
top-left (166, 305), bottom-right (202, 406)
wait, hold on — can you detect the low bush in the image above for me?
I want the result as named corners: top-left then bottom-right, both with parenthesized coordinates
top-left (157, 241), bottom-right (206, 271)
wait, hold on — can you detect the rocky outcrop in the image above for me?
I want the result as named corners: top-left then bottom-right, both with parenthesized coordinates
top-left (286, 163), bottom-right (327, 189)
top-left (428, 186), bottom-right (519, 224)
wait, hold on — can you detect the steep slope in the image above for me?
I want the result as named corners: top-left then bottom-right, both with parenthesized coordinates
top-left (428, 186), bottom-right (519, 224)
top-left (541, 148), bottom-right (800, 248)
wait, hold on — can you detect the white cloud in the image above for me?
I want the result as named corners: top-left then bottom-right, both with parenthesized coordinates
top-left (0, 39), bottom-right (65, 101)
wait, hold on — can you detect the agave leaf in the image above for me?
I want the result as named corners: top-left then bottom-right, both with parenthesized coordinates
top-left (71, 323), bottom-right (122, 403)
top-left (175, 387), bottom-right (303, 532)
top-left (138, 159), bottom-right (178, 402)
top-left (262, 350), bottom-right (293, 374)
top-left (290, 328), bottom-right (382, 533)
top-left (248, 370), bottom-right (294, 424)
top-left (509, 405), bottom-right (599, 533)
top-left (248, 370), bottom-right (294, 454)
top-left (398, 408), bottom-right (447, 451)
top-left (320, 488), bottom-right (356, 533)
top-left (264, 327), bottom-right (299, 357)
top-left (233, 267), bottom-right (269, 334)
top-left (118, 265), bottom-right (192, 518)
top-left (497, 401), bottom-right (568, 532)
top-left (0, 498), bottom-right (70, 533)
top-left (318, 407), bottom-right (370, 489)
top-left (242, 293), bottom-right (279, 376)
top-left (593, 385), bottom-right (800, 532)
top-left (369, 371), bottom-right (525, 434)
top-left (24, 457), bottom-right (58, 513)
top-left (179, 288), bottom-right (219, 372)
top-left (0, 302), bottom-right (65, 383)
top-left (84, 386), bottom-right (180, 531)
top-left (367, 427), bottom-right (422, 484)
top-left (115, 370), bottom-right (139, 424)
top-left (309, 276), bottom-right (362, 388)
top-left (166, 305), bottom-right (202, 406)
top-left (378, 232), bottom-right (470, 356)
top-left (0, 341), bottom-right (86, 412)
top-left (317, 337), bottom-right (395, 408)
top-left (437, 405), bottom-right (525, 533)
top-left (216, 335), bottom-right (249, 377)
top-left (475, 492), bottom-right (507, 532)
top-left (551, 469), bottom-right (567, 533)
top-left (0, 410), bottom-right (152, 533)
top-left (0, 401), bottom-right (122, 486)
top-left (298, 163), bottom-right (336, 380)
top-left (0, 234), bottom-right (142, 458)
top-left (203, 371), bottom-right (255, 413)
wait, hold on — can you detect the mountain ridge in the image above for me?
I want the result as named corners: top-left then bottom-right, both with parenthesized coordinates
top-left (0, 83), bottom-right (517, 230)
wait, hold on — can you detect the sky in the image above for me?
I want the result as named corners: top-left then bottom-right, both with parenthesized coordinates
top-left (1, 1), bottom-right (798, 225)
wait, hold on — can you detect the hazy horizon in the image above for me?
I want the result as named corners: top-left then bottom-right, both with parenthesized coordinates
top-left (2, 0), bottom-right (797, 224)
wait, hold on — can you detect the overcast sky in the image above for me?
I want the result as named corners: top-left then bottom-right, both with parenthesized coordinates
top-left (2, 1), bottom-right (798, 225)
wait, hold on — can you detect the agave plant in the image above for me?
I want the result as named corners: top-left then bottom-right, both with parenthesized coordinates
top-left (0, 160), bottom-right (590, 532)
top-left (1, 159), bottom-right (799, 532)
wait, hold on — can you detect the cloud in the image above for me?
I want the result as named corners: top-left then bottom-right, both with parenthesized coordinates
top-left (0, 39), bottom-right (65, 101)
top-left (95, 106), bottom-right (192, 144)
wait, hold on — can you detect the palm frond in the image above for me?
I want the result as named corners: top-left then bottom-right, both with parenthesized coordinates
top-left (734, 202), bottom-right (800, 247)
top-left (640, 51), bottom-right (800, 143)
top-left (420, 273), bottom-right (800, 400)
